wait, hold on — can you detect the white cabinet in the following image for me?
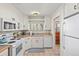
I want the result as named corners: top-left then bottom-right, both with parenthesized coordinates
top-left (29, 19), bottom-right (44, 31)
top-left (31, 37), bottom-right (43, 48)
top-left (22, 36), bottom-right (53, 51)
top-left (22, 38), bottom-right (31, 50)
top-left (44, 36), bottom-right (53, 48)
top-left (25, 39), bottom-right (31, 50)
top-left (0, 18), bottom-right (17, 31)
top-left (0, 18), bottom-right (26, 31)
top-left (0, 49), bottom-right (8, 56)
top-left (0, 18), bottom-right (2, 31)
top-left (64, 3), bottom-right (79, 17)
top-left (44, 17), bottom-right (51, 31)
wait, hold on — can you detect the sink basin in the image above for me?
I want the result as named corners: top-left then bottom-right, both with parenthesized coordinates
top-left (0, 41), bottom-right (16, 44)
top-left (0, 41), bottom-right (7, 44)
top-left (8, 41), bottom-right (16, 44)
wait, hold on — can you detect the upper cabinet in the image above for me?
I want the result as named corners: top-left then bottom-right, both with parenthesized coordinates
top-left (28, 17), bottom-right (51, 32)
top-left (44, 17), bottom-right (51, 31)
top-left (0, 18), bottom-right (19, 31)
top-left (28, 19), bottom-right (44, 31)
top-left (3, 18), bottom-right (17, 31)
top-left (0, 17), bottom-right (29, 31)
top-left (0, 18), bottom-right (2, 31)
top-left (64, 3), bottom-right (79, 18)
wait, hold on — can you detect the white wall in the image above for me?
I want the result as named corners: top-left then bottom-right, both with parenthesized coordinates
top-left (0, 4), bottom-right (28, 30)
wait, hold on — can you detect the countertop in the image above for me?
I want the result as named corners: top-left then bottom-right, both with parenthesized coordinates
top-left (0, 45), bottom-right (11, 53)
top-left (0, 33), bottom-right (52, 53)
top-left (18, 33), bottom-right (52, 38)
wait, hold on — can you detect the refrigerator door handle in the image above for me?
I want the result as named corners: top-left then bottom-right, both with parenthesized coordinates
top-left (63, 22), bottom-right (65, 25)
top-left (64, 35), bottom-right (79, 39)
top-left (63, 45), bottom-right (65, 50)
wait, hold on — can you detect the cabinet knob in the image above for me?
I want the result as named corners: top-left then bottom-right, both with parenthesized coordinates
top-left (36, 40), bottom-right (39, 43)
top-left (74, 5), bottom-right (77, 10)
top-left (74, 4), bottom-right (79, 10)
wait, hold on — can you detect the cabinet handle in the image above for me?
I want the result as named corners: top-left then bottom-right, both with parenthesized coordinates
top-left (63, 46), bottom-right (65, 49)
top-left (74, 5), bottom-right (77, 10)
top-left (36, 40), bottom-right (39, 43)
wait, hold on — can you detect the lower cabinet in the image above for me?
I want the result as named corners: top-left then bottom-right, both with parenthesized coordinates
top-left (22, 38), bottom-right (32, 50)
top-left (25, 39), bottom-right (31, 50)
top-left (22, 36), bottom-right (53, 51)
top-left (31, 36), bottom-right (53, 48)
top-left (31, 37), bottom-right (43, 48)
top-left (0, 49), bottom-right (8, 56)
top-left (44, 36), bottom-right (53, 48)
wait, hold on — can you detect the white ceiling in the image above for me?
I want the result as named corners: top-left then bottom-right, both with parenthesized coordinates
top-left (13, 3), bottom-right (62, 16)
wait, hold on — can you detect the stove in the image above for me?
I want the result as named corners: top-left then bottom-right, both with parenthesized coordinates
top-left (0, 39), bottom-right (23, 56)
top-left (0, 35), bottom-right (23, 56)
top-left (8, 40), bottom-right (23, 56)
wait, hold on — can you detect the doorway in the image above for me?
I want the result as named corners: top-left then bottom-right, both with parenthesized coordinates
top-left (54, 16), bottom-right (60, 45)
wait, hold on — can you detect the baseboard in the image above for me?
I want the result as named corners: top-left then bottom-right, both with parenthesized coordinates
top-left (25, 47), bottom-right (52, 52)
top-left (43, 47), bottom-right (52, 49)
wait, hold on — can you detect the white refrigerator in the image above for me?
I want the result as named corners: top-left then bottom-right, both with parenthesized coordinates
top-left (63, 12), bottom-right (79, 56)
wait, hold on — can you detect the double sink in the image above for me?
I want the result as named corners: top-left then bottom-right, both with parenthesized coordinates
top-left (0, 41), bottom-right (16, 44)
top-left (0, 37), bottom-right (21, 44)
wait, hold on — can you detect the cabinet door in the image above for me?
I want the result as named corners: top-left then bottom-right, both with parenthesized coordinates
top-left (0, 18), bottom-right (3, 31)
top-left (31, 37), bottom-right (43, 48)
top-left (64, 3), bottom-right (78, 17)
top-left (63, 36), bottom-right (79, 56)
top-left (44, 36), bottom-right (53, 48)
top-left (44, 18), bottom-right (51, 31)
top-left (22, 38), bottom-right (31, 50)
top-left (24, 39), bottom-right (31, 50)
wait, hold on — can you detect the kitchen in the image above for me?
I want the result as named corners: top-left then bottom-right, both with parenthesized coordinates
top-left (0, 3), bottom-right (61, 56)
top-left (0, 3), bottom-right (79, 56)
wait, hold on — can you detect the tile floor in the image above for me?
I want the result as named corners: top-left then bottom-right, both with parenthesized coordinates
top-left (24, 45), bottom-right (60, 56)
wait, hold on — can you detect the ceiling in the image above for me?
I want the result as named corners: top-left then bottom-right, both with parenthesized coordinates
top-left (13, 3), bottom-right (62, 16)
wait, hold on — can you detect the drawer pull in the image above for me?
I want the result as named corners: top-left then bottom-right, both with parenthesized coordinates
top-left (36, 40), bottom-right (39, 42)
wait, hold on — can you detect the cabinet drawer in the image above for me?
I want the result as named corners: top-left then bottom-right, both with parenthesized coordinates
top-left (31, 37), bottom-right (43, 48)
top-left (44, 36), bottom-right (52, 47)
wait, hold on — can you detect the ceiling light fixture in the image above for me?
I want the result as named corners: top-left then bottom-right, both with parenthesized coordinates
top-left (31, 11), bottom-right (40, 16)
